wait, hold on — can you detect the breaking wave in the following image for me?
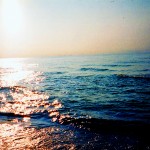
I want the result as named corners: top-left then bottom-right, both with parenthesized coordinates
top-left (0, 86), bottom-right (63, 121)
top-left (0, 86), bottom-right (149, 139)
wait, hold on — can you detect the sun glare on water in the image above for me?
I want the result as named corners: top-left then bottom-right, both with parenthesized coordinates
top-left (1, 0), bottom-right (25, 37)
top-left (0, 59), bottom-right (31, 86)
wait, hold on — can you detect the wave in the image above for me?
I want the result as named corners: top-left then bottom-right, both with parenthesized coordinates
top-left (0, 86), bottom-right (62, 117)
top-left (141, 69), bottom-right (150, 72)
top-left (59, 117), bottom-right (149, 136)
top-left (115, 74), bottom-right (150, 80)
top-left (103, 64), bottom-right (132, 67)
top-left (2, 109), bottom-right (147, 137)
top-left (80, 68), bottom-right (109, 72)
top-left (45, 71), bottom-right (65, 75)
top-left (0, 86), bottom-right (149, 138)
top-left (124, 89), bottom-right (150, 95)
top-left (0, 112), bottom-right (30, 117)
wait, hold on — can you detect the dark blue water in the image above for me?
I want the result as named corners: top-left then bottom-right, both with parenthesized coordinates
top-left (0, 52), bottom-right (150, 149)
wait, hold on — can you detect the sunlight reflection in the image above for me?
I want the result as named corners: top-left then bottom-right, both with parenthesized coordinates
top-left (0, 122), bottom-right (75, 149)
top-left (1, 71), bottom-right (32, 86)
top-left (0, 59), bottom-right (43, 87)
top-left (0, 86), bottom-right (49, 116)
top-left (0, 58), bottom-right (76, 149)
top-left (23, 116), bottom-right (30, 122)
top-left (0, 59), bottom-right (31, 86)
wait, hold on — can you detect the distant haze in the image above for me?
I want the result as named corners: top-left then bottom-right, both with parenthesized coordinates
top-left (0, 0), bottom-right (150, 58)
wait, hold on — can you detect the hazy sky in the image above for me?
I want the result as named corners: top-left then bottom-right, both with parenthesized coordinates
top-left (0, 0), bottom-right (150, 58)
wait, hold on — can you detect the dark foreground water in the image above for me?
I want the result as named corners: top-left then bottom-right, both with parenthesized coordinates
top-left (0, 52), bottom-right (150, 149)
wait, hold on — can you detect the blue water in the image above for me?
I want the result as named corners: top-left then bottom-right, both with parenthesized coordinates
top-left (0, 52), bottom-right (150, 149)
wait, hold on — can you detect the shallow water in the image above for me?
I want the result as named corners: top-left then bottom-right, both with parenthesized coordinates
top-left (0, 52), bottom-right (150, 149)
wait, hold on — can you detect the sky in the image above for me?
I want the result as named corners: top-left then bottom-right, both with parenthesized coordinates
top-left (0, 0), bottom-right (150, 58)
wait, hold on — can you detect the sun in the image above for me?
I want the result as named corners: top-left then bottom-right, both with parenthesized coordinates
top-left (1, 0), bottom-right (25, 37)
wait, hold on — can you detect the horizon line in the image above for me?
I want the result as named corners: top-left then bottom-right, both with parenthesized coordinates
top-left (0, 49), bottom-right (150, 59)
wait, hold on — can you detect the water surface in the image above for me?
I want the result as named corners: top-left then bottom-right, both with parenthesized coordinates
top-left (0, 52), bottom-right (150, 149)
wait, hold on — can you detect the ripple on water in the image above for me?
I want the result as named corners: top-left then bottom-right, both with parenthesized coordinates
top-left (0, 86), bottom-right (65, 123)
